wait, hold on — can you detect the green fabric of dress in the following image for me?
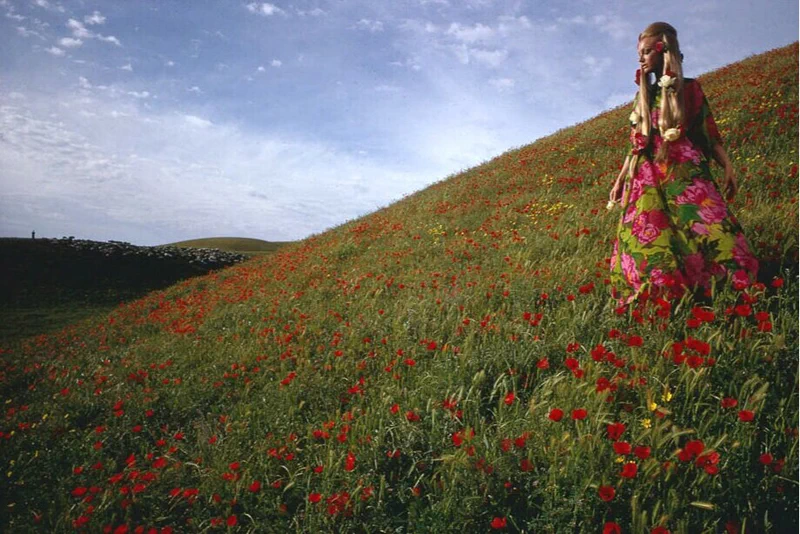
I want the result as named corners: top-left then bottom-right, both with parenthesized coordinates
top-left (610, 78), bottom-right (759, 305)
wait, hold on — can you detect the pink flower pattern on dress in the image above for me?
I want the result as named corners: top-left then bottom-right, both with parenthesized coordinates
top-left (675, 179), bottom-right (728, 224)
top-left (611, 79), bottom-right (758, 302)
top-left (733, 232), bottom-right (759, 274)
top-left (684, 252), bottom-right (710, 288)
top-left (631, 210), bottom-right (670, 245)
top-left (668, 137), bottom-right (702, 164)
top-left (621, 253), bottom-right (641, 290)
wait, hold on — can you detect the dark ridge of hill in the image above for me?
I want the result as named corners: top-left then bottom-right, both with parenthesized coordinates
top-left (0, 237), bottom-right (248, 342)
top-left (166, 237), bottom-right (290, 254)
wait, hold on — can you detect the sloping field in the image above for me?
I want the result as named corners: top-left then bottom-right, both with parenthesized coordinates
top-left (1, 44), bottom-right (797, 533)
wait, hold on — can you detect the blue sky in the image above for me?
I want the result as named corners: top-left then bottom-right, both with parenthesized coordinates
top-left (1, 0), bottom-right (797, 245)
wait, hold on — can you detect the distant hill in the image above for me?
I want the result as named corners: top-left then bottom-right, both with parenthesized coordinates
top-left (0, 237), bottom-right (247, 342)
top-left (166, 237), bottom-right (290, 254)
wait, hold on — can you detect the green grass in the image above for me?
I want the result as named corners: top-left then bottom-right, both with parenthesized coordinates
top-left (166, 237), bottom-right (290, 255)
top-left (0, 44), bottom-right (797, 533)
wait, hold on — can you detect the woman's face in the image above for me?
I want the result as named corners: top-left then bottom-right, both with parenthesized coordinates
top-left (638, 35), bottom-right (664, 77)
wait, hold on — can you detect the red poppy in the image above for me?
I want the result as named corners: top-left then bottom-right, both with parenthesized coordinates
top-left (344, 452), bottom-right (356, 471)
top-left (249, 480), bottom-right (261, 493)
top-left (720, 397), bottom-right (738, 408)
top-left (504, 392), bottom-right (515, 406)
top-left (620, 462), bottom-right (638, 478)
top-left (613, 442), bottom-right (631, 455)
top-left (548, 408), bottom-right (564, 422)
top-left (606, 422), bottom-right (626, 441)
top-left (598, 485), bottom-right (615, 502)
top-left (738, 410), bottom-right (755, 422)
top-left (685, 440), bottom-right (705, 457)
top-left (490, 517), bottom-right (507, 530)
top-left (405, 410), bottom-right (420, 422)
top-left (604, 522), bottom-right (622, 534)
top-left (759, 453), bottom-right (774, 465)
top-left (634, 446), bottom-right (651, 460)
top-left (308, 492), bottom-right (322, 503)
top-left (627, 335), bottom-right (643, 347)
top-left (571, 408), bottom-right (587, 420)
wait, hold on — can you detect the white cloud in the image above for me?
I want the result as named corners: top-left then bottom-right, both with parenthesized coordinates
top-left (488, 77), bottom-right (514, 90)
top-left (17, 26), bottom-right (42, 38)
top-left (271, 59), bottom-right (282, 67)
top-left (374, 84), bottom-right (401, 92)
top-left (84, 11), bottom-right (106, 25)
top-left (59, 37), bottom-right (82, 48)
top-left (165, 60), bottom-right (175, 67)
top-left (582, 55), bottom-right (612, 77)
top-left (257, 65), bottom-right (265, 72)
top-left (97, 34), bottom-right (121, 46)
top-left (245, 3), bottom-right (285, 16)
top-left (120, 63), bottom-right (133, 71)
top-left (187, 86), bottom-right (202, 94)
top-left (46, 46), bottom-right (65, 56)
top-left (127, 91), bottom-right (150, 99)
top-left (184, 114), bottom-right (212, 128)
top-left (67, 18), bottom-right (91, 38)
top-left (497, 15), bottom-right (531, 33)
top-left (0, 92), bottom-right (430, 244)
top-left (470, 47), bottom-right (507, 67)
top-left (297, 7), bottom-right (326, 16)
top-left (33, 0), bottom-right (64, 12)
top-left (446, 22), bottom-right (494, 43)
top-left (590, 14), bottom-right (631, 41)
top-left (78, 76), bottom-right (92, 89)
top-left (355, 19), bottom-right (384, 32)
top-left (66, 17), bottom-right (120, 46)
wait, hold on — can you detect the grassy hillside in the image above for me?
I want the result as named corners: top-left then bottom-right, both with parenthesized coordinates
top-left (167, 237), bottom-right (290, 255)
top-left (0, 44), bottom-right (797, 533)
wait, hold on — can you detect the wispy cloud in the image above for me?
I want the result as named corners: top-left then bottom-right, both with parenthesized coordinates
top-left (355, 18), bottom-right (384, 32)
top-left (245, 2), bottom-right (285, 17)
top-left (84, 10), bottom-right (105, 25)
top-left (65, 16), bottom-right (120, 47)
top-left (0, 90), bottom-right (429, 243)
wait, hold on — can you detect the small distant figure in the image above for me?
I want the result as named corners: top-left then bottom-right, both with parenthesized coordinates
top-left (31, 231), bottom-right (35, 239)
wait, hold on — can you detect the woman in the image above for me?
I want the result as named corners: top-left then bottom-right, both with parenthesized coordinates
top-left (608, 22), bottom-right (759, 306)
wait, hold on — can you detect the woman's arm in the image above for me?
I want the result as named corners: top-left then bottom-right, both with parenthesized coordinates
top-left (711, 142), bottom-right (737, 201)
top-left (608, 155), bottom-right (631, 207)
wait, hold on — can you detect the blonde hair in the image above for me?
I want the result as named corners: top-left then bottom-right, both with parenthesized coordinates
top-left (630, 22), bottom-right (685, 175)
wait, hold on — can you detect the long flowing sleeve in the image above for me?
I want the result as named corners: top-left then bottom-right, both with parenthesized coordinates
top-left (684, 79), bottom-right (723, 159)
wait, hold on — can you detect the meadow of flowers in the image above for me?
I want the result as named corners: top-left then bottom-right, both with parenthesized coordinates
top-left (0, 44), bottom-right (797, 533)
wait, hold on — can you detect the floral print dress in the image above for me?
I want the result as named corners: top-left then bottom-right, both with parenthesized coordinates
top-left (610, 78), bottom-right (759, 305)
